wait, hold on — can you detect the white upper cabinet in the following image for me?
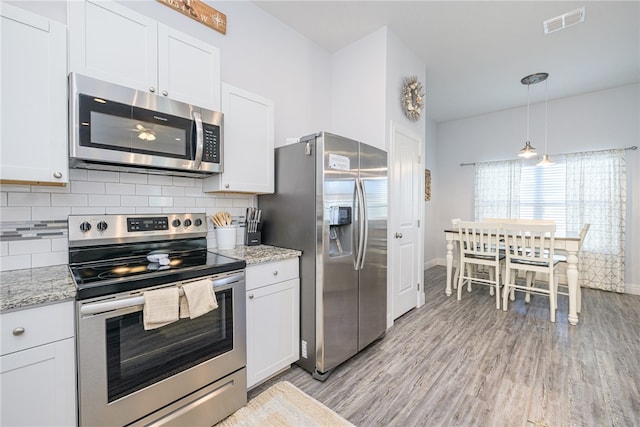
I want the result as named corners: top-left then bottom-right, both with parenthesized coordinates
top-left (68, 0), bottom-right (220, 111)
top-left (0, 3), bottom-right (68, 185)
top-left (203, 83), bottom-right (275, 194)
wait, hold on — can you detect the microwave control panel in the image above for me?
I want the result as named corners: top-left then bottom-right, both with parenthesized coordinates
top-left (202, 124), bottom-right (220, 163)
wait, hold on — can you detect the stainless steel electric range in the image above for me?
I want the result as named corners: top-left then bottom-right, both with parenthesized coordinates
top-left (68, 213), bottom-right (246, 426)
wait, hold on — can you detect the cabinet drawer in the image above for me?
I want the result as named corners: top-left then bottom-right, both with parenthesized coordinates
top-left (1, 301), bottom-right (74, 356)
top-left (246, 258), bottom-right (299, 291)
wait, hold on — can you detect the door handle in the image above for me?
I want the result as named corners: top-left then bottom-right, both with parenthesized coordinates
top-left (395, 232), bottom-right (403, 239)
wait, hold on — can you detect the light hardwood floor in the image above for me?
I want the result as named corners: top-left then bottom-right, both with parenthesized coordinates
top-left (249, 266), bottom-right (640, 427)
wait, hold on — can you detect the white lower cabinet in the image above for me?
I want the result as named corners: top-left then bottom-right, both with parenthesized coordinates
top-left (245, 258), bottom-right (299, 389)
top-left (0, 301), bottom-right (76, 426)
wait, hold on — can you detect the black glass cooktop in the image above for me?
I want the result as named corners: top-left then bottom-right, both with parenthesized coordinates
top-left (69, 238), bottom-right (245, 300)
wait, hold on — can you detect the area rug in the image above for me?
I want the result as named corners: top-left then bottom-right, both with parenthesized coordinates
top-left (216, 381), bottom-right (354, 426)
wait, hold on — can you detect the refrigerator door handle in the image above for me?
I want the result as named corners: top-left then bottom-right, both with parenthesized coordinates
top-left (359, 178), bottom-right (369, 270)
top-left (355, 178), bottom-right (366, 270)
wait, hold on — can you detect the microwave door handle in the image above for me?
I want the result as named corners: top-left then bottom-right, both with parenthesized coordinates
top-left (193, 111), bottom-right (204, 169)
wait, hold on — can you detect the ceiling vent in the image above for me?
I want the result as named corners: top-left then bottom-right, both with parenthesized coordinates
top-left (543, 7), bottom-right (586, 34)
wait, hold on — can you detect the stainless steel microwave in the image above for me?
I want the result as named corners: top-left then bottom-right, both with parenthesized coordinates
top-left (69, 73), bottom-right (222, 177)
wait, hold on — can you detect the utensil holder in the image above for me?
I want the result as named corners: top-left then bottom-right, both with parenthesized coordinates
top-left (216, 225), bottom-right (237, 250)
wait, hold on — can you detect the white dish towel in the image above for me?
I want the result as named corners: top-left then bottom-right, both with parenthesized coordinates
top-left (180, 278), bottom-right (218, 319)
top-left (143, 287), bottom-right (180, 330)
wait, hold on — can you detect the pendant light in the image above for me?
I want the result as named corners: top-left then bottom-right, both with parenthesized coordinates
top-left (518, 72), bottom-right (548, 158)
top-left (536, 77), bottom-right (554, 167)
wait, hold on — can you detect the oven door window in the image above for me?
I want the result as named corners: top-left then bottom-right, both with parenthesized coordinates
top-left (105, 289), bottom-right (232, 402)
top-left (78, 94), bottom-right (193, 159)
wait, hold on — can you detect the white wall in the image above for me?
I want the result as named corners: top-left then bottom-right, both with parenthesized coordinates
top-left (434, 83), bottom-right (640, 291)
top-left (331, 27), bottom-right (387, 149)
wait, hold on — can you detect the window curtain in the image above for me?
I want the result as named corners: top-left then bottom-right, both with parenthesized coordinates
top-left (474, 160), bottom-right (521, 220)
top-left (566, 149), bottom-right (626, 292)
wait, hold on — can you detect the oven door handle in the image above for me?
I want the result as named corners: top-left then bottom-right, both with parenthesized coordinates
top-left (80, 273), bottom-right (244, 316)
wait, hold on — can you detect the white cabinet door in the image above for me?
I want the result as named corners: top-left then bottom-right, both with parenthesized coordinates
top-left (68, 1), bottom-right (220, 110)
top-left (158, 24), bottom-right (220, 111)
top-left (0, 3), bottom-right (68, 185)
top-left (246, 277), bottom-right (299, 389)
top-left (0, 339), bottom-right (76, 427)
top-left (68, 0), bottom-right (158, 92)
top-left (203, 83), bottom-right (274, 194)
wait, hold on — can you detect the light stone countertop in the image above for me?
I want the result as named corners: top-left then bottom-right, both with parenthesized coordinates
top-left (214, 245), bottom-right (302, 265)
top-left (0, 265), bottom-right (76, 313)
top-left (0, 246), bottom-right (300, 313)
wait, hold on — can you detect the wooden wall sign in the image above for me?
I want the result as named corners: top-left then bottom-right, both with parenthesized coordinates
top-left (157, 0), bottom-right (227, 34)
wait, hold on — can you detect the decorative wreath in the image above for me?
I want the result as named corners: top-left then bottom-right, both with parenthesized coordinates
top-left (402, 76), bottom-right (425, 121)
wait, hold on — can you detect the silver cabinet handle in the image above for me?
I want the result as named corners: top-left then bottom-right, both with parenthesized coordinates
top-left (224, 184), bottom-right (230, 189)
top-left (149, 86), bottom-right (156, 93)
top-left (53, 171), bottom-right (62, 179)
top-left (162, 90), bottom-right (168, 96)
top-left (248, 294), bottom-right (254, 299)
top-left (395, 232), bottom-right (403, 239)
top-left (12, 327), bottom-right (25, 336)
top-left (273, 271), bottom-right (278, 276)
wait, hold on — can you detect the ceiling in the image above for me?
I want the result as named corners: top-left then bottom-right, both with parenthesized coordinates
top-left (253, 1), bottom-right (640, 123)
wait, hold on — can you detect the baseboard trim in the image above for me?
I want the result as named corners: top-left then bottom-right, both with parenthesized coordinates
top-left (625, 283), bottom-right (640, 295)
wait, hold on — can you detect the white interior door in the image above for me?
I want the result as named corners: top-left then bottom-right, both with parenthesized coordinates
top-left (390, 123), bottom-right (424, 320)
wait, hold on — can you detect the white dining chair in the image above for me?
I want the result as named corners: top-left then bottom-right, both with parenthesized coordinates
top-left (502, 222), bottom-right (560, 322)
top-left (456, 221), bottom-right (505, 309)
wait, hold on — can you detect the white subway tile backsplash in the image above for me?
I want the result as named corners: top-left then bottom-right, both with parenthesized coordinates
top-left (1, 207), bottom-right (32, 221)
top-left (185, 187), bottom-right (206, 198)
top-left (31, 185), bottom-right (70, 194)
top-left (195, 197), bottom-right (218, 208)
top-left (32, 251), bottom-right (68, 268)
top-left (0, 255), bottom-right (31, 271)
top-left (173, 197), bottom-right (196, 207)
top-left (122, 195), bottom-right (148, 207)
top-left (136, 184), bottom-right (162, 196)
top-left (106, 182), bottom-right (136, 195)
top-left (51, 193), bottom-right (88, 207)
top-left (51, 237), bottom-right (68, 252)
top-left (72, 180), bottom-right (106, 194)
top-left (0, 184), bottom-right (30, 193)
top-left (149, 196), bottom-right (173, 207)
top-left (69, 168), bottom-right (88, 181)
top-left (89, 194), bottom-right (121, 207)
top-left (0, 171), bottom-right (254, 270)
top-left (32, 207), bottom-right (71, 221)
top-left (172, 177), bottom-right (197, 187)
top-left (148, 175), bottom-right (173, 185)
top-left (120, 172), bottom-right (148, 184)
top-left (135, 207), bottom-right (163, 214)
top-left (162, 186), bottom-right (186, 197)
top-left (9, 239), bottom-right (51, 255)
top-left (106, 207), bottom-right (134, 214)
top-left (9, 192), bottom-right (50, 207)
top-left (71, 206), bottom-right (106, 215)
top-left (88, 170), bottom-right (120, 183)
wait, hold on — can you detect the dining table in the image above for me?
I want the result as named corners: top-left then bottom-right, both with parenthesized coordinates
top-left (444, 227), bottom-right (587, 325)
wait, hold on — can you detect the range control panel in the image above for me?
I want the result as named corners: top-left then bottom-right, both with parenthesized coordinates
top-left (68, 213), bottom-right (207, 247)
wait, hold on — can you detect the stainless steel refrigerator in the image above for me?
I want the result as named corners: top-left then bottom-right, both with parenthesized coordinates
top-left (258, 131), bottom-right (387, 380)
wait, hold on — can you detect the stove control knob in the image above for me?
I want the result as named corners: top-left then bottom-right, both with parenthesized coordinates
top-left (194, 218), bottom-right (203, 227)
top-left (172, 219), bottom-right (181, 227)
top-left (97, 221), bottom-right (108, 232)
top-left (184, 219), bottom-right (192, 227)
top-left (80, 221), bottom-right (92, 233)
